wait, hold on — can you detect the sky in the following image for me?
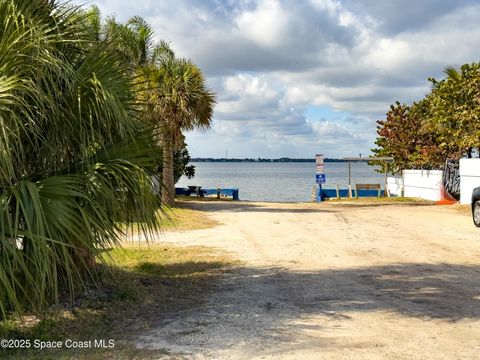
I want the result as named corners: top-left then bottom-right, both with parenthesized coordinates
top-left (74, 0), bottom-right (480, 158)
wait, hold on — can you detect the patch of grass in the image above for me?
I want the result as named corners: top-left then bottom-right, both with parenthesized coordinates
top-left (106, 245), bottom-right (234, 277)
top-left (325, 196), bottom-right (436, 204)
top-left (122, 203), bottom-right (218, 234)
top-left (0, 245), bottom-right (237, 359)
top-left (0, 344), bottom-right (170, 360)
top-left (120, 205), bottom-right (218, 235)
top-left (161, 205), bottom-right (219, 231)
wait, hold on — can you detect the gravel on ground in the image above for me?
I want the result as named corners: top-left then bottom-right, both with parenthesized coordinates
top-left (135, 201), bottom-right (480, 360)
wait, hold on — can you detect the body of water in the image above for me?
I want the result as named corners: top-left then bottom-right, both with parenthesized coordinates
top-left (177, 162), bottom-right (387, 202)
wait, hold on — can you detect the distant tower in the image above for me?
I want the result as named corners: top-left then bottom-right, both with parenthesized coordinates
top-left (226, 148), bottom-right (228, 159)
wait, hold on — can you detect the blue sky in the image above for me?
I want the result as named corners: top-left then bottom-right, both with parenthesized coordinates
top-left (74, 0), bottom-right (480, 158)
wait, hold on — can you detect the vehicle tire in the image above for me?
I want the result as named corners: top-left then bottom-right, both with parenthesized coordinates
top-left (473, 200), bottom-right (480, 227)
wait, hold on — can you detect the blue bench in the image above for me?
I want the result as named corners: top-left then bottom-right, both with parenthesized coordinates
top-left (203, 188), bottom-right (239, 200)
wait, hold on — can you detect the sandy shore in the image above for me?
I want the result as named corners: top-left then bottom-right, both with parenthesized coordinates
top-left (136, 201), bottom-right (480, 359)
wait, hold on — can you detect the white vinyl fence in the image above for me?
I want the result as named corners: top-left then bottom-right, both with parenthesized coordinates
top-left (460, 159), bottom-right (480, 204)
top-left (387, 170), bottom-right (443, 201)
top-left (386, 161), bottom-right (480, 203)
top-left (387, 176), bottom-right (403, 196)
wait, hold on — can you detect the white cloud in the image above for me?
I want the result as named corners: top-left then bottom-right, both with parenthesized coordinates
top-left (72, 0), bottom-right (480, 157)
top-left (236, 0), bottom-right (289, 47)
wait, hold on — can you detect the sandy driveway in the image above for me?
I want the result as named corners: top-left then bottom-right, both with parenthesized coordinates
top-left (136, 201), bottom-right (480, 359)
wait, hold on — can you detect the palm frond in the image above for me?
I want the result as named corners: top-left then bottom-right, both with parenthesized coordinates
top-left (0, 0), bottom-right (162, 315)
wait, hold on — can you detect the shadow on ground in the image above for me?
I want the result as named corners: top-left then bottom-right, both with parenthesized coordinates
top-left (328, 202), bottom-right (437, 208)
top-left (221, 263), bottom-right (480, 320)
top-left (176, 199), bottom-right (439, 214)
top-left (176, 200), bottom-right (333, 214)
top-left (138, 262), bottom-right (480, 353)
top-left (4, 258), bottom-right (479, 358)
top-left (0, 258), bottom-right (231, 359)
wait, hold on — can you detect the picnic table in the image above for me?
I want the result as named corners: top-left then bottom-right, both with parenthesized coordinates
top-left (188, 185), bottom-right (206, 197)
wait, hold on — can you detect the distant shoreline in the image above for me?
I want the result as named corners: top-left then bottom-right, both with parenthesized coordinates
top-left (191, 158), bottom-right (355, 163)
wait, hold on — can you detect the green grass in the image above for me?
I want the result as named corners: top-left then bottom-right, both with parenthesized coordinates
top-left (121, 202), bottom-right (218, 235)
top-left (160, 204), bottom-right (219, 230)
top-left (325, 196), bottom-right (437, 204)
top-left (0, 245), bottom-right (237, 359)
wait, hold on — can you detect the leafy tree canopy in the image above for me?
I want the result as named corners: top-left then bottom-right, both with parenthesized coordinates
top-left (372, 62), bottom-right (480, 173)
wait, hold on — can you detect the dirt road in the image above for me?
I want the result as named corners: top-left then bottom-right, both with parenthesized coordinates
top-left (136, 201), bottom-right (480, 359)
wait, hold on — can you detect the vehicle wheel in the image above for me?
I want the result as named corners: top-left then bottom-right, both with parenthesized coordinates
top-left (473, 200), bottom-right (480, 227)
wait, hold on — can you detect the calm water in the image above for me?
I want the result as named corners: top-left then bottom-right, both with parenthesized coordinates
top-left (177, 162), bottom-right (386, 202)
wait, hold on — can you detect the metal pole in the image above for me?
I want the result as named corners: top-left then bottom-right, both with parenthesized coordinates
top-left (384, 162), bottom-right (390, 197)
top-left (348, 161), bottom-right (351, 186)
top-left (348, 161), bottom-right (352, 198)
top-left (384, 167), bottom-right (387, 197)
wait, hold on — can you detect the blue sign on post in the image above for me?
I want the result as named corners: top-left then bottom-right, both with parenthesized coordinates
top-left (316, 173), bottom-right (326, 184)
top-left (315, 154), bottom-right (325, 202)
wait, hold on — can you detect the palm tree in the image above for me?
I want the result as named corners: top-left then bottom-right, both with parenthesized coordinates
top-left (148, 53), bottom-right (216, 206)
top-left (0, 1), bottom-right (161, 315)
top-left (102, 16), bottom-right (215, 206)
top-left (438, 64), bottom-right (480, 158)
top-left (102, 15), bottom-right (156, 69)
top-left (443, 66), bottom-right (461, 82)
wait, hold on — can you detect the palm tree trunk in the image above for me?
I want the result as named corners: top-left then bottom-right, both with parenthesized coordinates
top-left (162, 133), bottom-right (175, 206)
top-left (72, 241), bottom-right (96, 270)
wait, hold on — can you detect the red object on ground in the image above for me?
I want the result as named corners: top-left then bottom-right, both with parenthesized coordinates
top-left (437, 187), bottom-right (457, 205)
top-left (436, 199), bottom-right (456, 205)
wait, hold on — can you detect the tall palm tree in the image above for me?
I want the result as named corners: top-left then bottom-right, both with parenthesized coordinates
top-left (102, 15), bottom-right (155, 69)
top-left (0, 0), bottom-right (161, 315)
top-left (102, 16), bottom-right (215, 206)
top-left (148, 53), bottom-right (216, 206)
